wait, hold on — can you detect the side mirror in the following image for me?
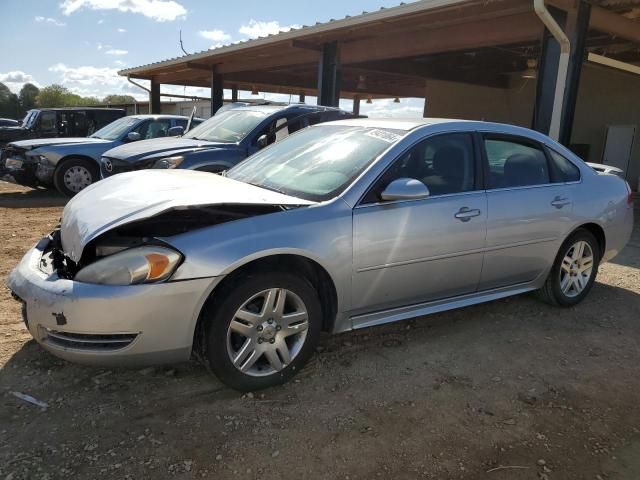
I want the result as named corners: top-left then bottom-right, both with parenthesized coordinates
top-left (127, 131), bottom-right (141, 142)
top-left (256, 134), bottom-right (269, 149)
top-left (167, 126), bottom-right (184, 137)
top-left (380, 178), bottom-right (430, 202)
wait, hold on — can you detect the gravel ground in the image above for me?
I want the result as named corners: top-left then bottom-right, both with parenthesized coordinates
top-left (1, 181), bottom-right (639, 480)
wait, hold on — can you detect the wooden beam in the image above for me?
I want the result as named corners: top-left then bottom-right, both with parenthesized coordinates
top-left (290, 39), bottom-right (322, 51)
top-left (216, 49), bottom-right (318, 74)
top-left (549, 0), bottom-right (640, 43)
top-left (590, 6), bottom-right (640, 43)
top-left (186, 62), bottom-right (214, 71)
top-left (340, 12), bottom-right (543, 64)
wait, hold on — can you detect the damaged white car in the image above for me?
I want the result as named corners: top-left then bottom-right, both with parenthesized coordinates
top-left (7, 119), bottom-right (634, 391)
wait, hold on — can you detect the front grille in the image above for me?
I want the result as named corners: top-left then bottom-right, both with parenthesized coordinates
top-left (40, 327), bottom-right (138, 352)
top-left (101, 156), bottom-right (155, 177)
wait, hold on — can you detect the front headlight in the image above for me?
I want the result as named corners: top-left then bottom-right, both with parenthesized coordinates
top-left (152, 156), bottom-right (184, 169)
top-left (74, 246), bottom-right (182, 285)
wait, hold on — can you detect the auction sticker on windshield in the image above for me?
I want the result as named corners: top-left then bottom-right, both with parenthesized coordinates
top-left (364, 129), bottom-right (402, 143)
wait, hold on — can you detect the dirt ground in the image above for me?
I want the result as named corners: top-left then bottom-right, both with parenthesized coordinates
top-left (1, 180), bottom-right (639, 480)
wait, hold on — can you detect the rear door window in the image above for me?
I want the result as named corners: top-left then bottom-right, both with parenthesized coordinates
top-left (133, 119), bottom-right (172, 139)
top-left (484, 137), bottom-right (550, 189)
top-left (38, 111), bottom-right (57, 135)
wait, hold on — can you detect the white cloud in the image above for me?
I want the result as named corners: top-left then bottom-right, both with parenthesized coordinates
top-left (105, 49), bottom-right (128, 56)
top-left (199, 29), bottom-right (231, 42)
top-left (97, 18), bottom-right (104, 24)
top-left (47, 63), bottom-right (211, 100)
top-left (359, 98), bottom-right (425, 118)
top-left (117, 27), bottom-right (126, 32)
top-left (238, 19), bottom-right (300, 39)
top-left (34, 16), bottom-right (66, 26)
top-left (0, 71), bottom-right (40, 93)
top-left (49, 63), bottom-right (131, 98)
top-left (113, 60), bottom-right (127, 66)
top-left (60, 0), bottom-right (187, 22)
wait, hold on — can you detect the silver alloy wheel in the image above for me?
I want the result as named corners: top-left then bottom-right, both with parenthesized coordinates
top-left (63, 165), bottom-right (93, 193)
top-left (559, 240), bottom-right (594, 298)
top-left (226, 288), bottom-right (309, 377)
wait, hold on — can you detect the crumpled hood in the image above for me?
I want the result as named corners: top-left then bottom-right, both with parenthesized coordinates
top-left (10, 137), bottom-right (109, 150)
top-left (61, 169), bottom-right (313, 262)
top-left (105, 137), bottom-right (227, 162)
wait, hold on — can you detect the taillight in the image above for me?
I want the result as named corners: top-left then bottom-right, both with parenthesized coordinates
top-left (626, 181), bottom-right (634, 205)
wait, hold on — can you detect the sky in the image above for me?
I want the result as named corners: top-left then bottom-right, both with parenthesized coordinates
top-left (0, 0), bottom-right (425, 117)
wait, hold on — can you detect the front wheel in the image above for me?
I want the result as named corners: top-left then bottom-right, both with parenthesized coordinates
top-left (53, 158), bottom-right (99, 197)
top-left (203, 272), bottom-right (322, 391)
top-left (538, 228), bottom-right (600, 307)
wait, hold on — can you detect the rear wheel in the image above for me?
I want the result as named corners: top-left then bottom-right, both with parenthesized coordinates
top-left (203, 272), bottom-right (321, 391)
top-left (54, 158), bottom-right (98, 197)
top-left (538, 228), bottom-right (600, 307)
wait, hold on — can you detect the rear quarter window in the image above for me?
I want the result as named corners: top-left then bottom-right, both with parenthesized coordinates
top-left (548, 149), bottom-right (581, 183)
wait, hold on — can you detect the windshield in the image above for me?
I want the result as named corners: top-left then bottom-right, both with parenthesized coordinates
top-left (22, 111), bottom-right (38, 129)
top-left (90, 116), bottom-right (140, 140)
top-left (183, 109), bottom-right (268, 143)
top-left (226, 124), bottom-right (404, 202)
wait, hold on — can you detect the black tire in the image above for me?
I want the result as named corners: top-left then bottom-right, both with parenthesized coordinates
top-left (53, 157), bottom-right (99, 197)
top-left (202, 271), bottom-right (322, 391)
top-left (537, 228), bottom-right (600, 307)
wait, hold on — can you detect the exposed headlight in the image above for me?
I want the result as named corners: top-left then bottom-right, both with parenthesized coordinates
top-left (74, 246), bottom-right (182, 285)
top-left (37, 155), bottom-right (50, 163)
top-left (153, 156), bottom-right (184, 169)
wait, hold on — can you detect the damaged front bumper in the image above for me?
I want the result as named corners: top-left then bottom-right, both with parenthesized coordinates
top-left (7, 238), bottom-right (220, 367)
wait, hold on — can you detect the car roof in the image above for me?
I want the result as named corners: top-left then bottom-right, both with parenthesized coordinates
top-left (321, 117), bottom-right (553, 137)
top-left (319, 117), bottom-right (471, 131)
top-left (125, 114), bottom-right (202, 120)
top-left (29, 107), bottom-right (125, 112)
top-left (229, 104), bottom-right (346, 114)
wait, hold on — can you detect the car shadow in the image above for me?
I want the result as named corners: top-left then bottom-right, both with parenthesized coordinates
top-left (0, 187), bottom-right (67, 208)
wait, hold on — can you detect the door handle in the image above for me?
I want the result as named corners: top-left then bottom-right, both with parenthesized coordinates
top-left (551, 196), bottom-right (571, 209)
top-left (454, 207), bottom-right (481, 222)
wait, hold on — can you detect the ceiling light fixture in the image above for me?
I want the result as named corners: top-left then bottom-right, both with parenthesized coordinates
top-left (521, 58), bottom-right (538, 79)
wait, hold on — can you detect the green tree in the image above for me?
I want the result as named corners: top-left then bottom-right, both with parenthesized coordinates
top-left (103, 94), bottom-right (135, 105)
top-left (0, 82), bottom-right (20, 119)
top-left (18, 83), bottom-right (39, 114)
top-left (35, 84), bottom-right (102, 108)
top-left (36, 84), bottom-right (73, 107)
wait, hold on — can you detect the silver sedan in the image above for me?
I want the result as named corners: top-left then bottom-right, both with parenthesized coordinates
top-left (7, 118), bottom-right (634, 391)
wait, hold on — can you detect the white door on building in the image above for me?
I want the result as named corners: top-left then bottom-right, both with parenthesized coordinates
top-left (602, 125), bottom-right (636, 178)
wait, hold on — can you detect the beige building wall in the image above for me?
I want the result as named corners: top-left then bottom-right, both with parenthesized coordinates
top-left (572, 63), bottom-right (640, 188)
top-left (424, 77), bottom-right (535, 126)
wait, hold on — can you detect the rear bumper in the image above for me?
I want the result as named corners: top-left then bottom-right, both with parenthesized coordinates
top-left (7, 242), bottom-right (219, 367)
top-left (602, 203), bottom-right (634, 263)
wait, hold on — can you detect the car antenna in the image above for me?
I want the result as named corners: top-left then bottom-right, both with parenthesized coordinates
top-left (179, 30), bottom-right (190, 56)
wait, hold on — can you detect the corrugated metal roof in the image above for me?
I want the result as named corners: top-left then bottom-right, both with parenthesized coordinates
top-left (118, 0), bottom-right (473, 76)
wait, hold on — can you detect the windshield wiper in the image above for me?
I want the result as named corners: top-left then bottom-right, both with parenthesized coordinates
top-left (248, 182), bottom-right (289, 196)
